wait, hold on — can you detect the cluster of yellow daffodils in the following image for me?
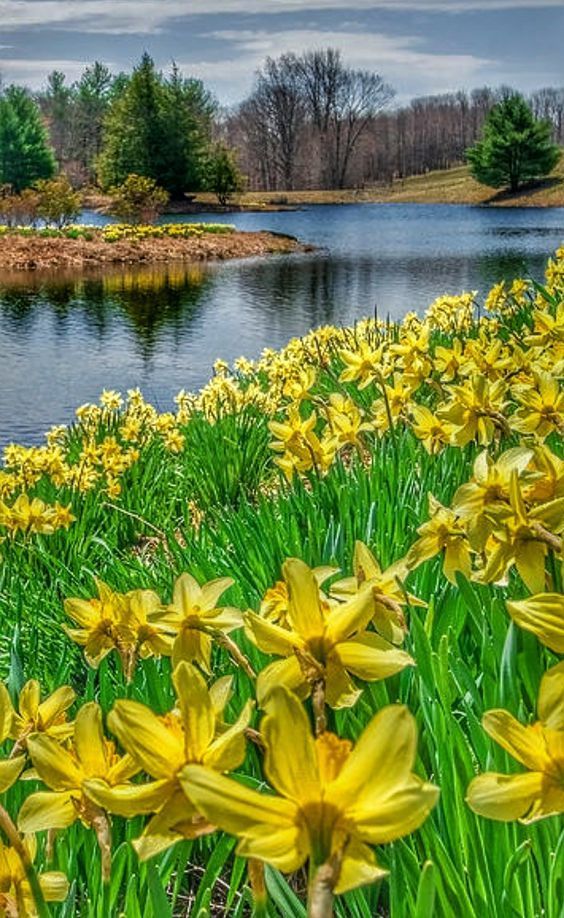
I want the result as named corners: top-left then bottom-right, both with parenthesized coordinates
top-left (408, 445), bottom-right (563, 592)
top-left (246, 555), bottom-right (414, 712)
top-left (0, 542), bottom-right (437, 913)
top-left (2, 245), bottom-right (562, 552)
top-left (184, 687), bottom-right (439, 894)
top-left (101, 222), bottom-right (234, 243)
top-left (63, 572), bottom-right (243, 681)
top-left (0, 493), bottom-right (74, 538)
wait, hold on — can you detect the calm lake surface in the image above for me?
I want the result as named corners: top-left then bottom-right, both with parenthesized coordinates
top-left (1, 203), bottom-right (563, 447)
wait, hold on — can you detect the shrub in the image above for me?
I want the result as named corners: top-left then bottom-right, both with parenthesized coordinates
top-left (34, 176), bottom-right (82, 228)
top-left (205, 143), bottom-right (246, 206)
top-left (107, 174), bottom-right (169, 225)
top-left (0, 185), bottom-right (40, 226)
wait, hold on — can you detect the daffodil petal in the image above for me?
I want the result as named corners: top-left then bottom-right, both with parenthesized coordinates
top-left (261, 688), bottom-right (319, 803)
top-left (334, 837), bottom-right (388, 894)
top-left (37, 685), bottom-right (76, 725)
top-left (245, 612), bottom-right (302, 657)
top-left (84, 777), bottom-right (173, 816)
top-left (237, 823), bottom-right (308, 873)
top-left (482, 710), bottom-right (549, 771)
top-left (173, 662), bottom-right (215, 760)
top-left (351, 777), bottom-right (439, 844)
top-left (466, 771), bottom-right (544, 821)
top-left (180, 764), bottom-right (297, 838)
top-left (330, 705), bottom-right (417, 811)
top-left (256, 656), bottom-right (308, 707)
top-left (283, 558), bottom-right (325, 639)
top-left (74, 703), bottom-right (108, 777)
top-left (0, 683), bottom-right (14, 743)
top-left (204, 699), bottom-right (253, 772)
top-left (0, 755), bottom-right (25, 792)
top-left (538, 661), bottom-right (564, 729)
top-left (324, 588), bottom-right (376, 644)
top-left (335, 634), bottom-right (414, 681)
top-left (26, 734), bottom-right (83, 790)
top-left (507, 594), bottom-right (564, 654)
top-left (108, 700), bottom-right (184, 780)
top-left (18, 791), bottom-right (77, 832)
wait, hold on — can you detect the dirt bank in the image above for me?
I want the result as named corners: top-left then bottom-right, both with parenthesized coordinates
top-left (0, 230), bottom-right (308, 272)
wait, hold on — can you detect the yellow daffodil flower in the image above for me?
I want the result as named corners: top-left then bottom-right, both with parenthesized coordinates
top-left (479, 472), bottom-right (563, 593)
top-left (84, 662), bottom-right (253, 859)
top-left (18, 702), bottom-right (139, 880)
top-left (246, 558), bottom-right (413, 707)
top-left (511, 371), bottom-right (564, 439)
top-left (0, 835), bottom-right (68, 916)
top-left (152, 572), bottom-right (242, 672)
top-left (181, 688), bottom-right (439, 894)
top-left (330, 541), bottom-right (423, 644)
top-left (409, 405), bottom-right (452, 455)
top-left (467, 662), bottom-right (564, 822)
top-left (407, 495), bottom-right (471, 583)
top-left (6, 680), bottom-right (75, 753)
top-left (0, 684), bottom-right (26, 793)
top-left (452, 447), bottom-right (534, 549)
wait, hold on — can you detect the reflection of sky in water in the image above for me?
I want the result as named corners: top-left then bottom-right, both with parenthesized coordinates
top-left (0, 203), bottom-right (563, 447)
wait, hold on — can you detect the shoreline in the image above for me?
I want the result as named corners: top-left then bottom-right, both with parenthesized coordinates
top-left (0, 229), bottom-right (309, 272)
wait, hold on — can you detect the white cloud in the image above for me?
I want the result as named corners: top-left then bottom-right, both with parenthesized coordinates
top-left (0, 58), bottom-right (94, 86)
top-left (0, 0), bottom-right (562, 34)
top-left (179, 28), bottom-right (496, 103)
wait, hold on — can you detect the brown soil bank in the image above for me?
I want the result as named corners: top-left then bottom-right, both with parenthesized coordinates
top-left (0, 231), bottom-right (307, 272)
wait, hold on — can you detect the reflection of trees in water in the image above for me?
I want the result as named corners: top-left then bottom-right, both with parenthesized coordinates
top-left (224, 247), bottom-right (549, 326)
top-left (228, 255), bottom-right (387, 328)
top-left (0, 264), bottom-right (212, 361)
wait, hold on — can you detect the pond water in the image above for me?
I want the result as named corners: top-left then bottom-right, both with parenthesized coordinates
top-left (1, 203), bottom-right (563, 448)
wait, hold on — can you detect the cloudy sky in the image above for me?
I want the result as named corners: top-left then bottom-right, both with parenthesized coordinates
top-left (1, 0), bottom-right (563, 104)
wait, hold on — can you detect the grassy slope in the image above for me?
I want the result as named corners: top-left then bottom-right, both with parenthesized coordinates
top-left (196, 157), bottom-right (564, 208)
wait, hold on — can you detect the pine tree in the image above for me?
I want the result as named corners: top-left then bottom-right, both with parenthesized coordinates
top-left (0, 86), bottom-right (56, 192)
top-left (466, 93), bottom-right (561, 192)
top-left (97, 53), bottom-right (169, 190)
top-left (74, 62), bottom-right (113, 182)
top-left (98, 54), bottom-right (217, 198)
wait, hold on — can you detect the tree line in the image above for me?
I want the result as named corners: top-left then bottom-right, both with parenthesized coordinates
top-left (224, 53), bottom-right (564, 190)
top-left (0, 48), bottom-right (562, 201)
top-left (0, 53), bottom-right (242, 202)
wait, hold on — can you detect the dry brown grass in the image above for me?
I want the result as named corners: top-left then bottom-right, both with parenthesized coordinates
top-left (0, 230), bottom-right (306, 272)
top-left (195, 157), bottom-right (564, 208)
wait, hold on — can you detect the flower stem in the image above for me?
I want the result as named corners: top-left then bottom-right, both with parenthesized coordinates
top-left (311, 678), bottom-right (327, 736)
top-left (307, 862), bottom-right (336, 918)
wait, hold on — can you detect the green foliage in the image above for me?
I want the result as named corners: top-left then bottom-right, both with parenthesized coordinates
top-left (73, 62), bottom-right (114, 183)
top-left (107, 174), bottom-right (169, 225)
top-left (180, 406), bottom-right (272, 511)
top-left (98, 54), bottom-right (217, 198)
top-left (466, 93), bottom-right (561, 192)
top-left (34, 176), bottom-right (81, 228)
top-left (205, 142), bottom-right (246, 205)
top-left (0, 86), bottom-right (56, 192)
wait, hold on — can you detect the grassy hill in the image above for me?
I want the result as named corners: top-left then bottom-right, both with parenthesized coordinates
top-left (197, 155), bottom-right (564, 208)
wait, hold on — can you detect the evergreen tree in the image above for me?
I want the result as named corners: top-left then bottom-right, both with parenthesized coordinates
top-left (74, 62), bottom-right (113, 182)
top-left (41, 70), bottom-right (75, 168)
top-left (98, 53), bottom-right (170, 191)
top-left (0, 86), bottom-right (56, 192)
top-left (205, 143), bottom-right (246, 205)
top-left (467, 93), bottom-right (561, 192)
top-left (98, 54), bottom-right (217, 198)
